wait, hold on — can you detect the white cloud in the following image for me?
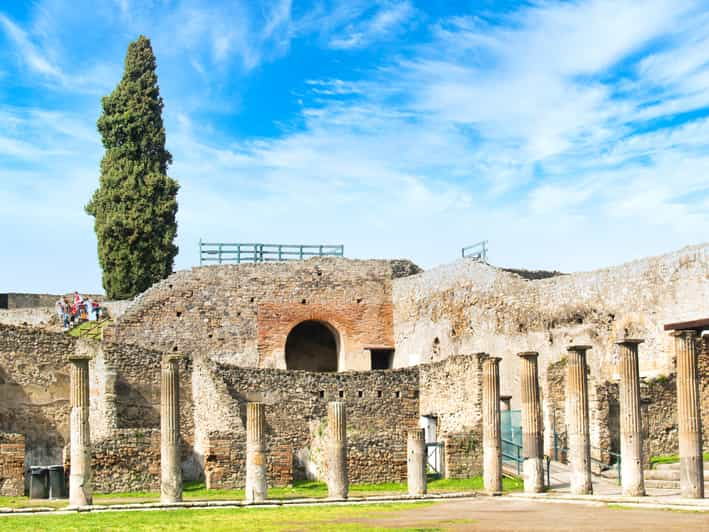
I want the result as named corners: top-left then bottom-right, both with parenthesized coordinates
top-left (328, 1), bottom-right (415, 49)
top-left (3, 0), bottom-right (709, 293)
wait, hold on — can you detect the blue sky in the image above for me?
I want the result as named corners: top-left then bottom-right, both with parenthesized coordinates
top-left (1, 0), bottom-right (709, 294)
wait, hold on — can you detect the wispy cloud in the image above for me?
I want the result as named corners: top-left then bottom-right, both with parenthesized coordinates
top-left (327, 1), bottom-right (415, 49)
top-left (2, 0), bottom-right (709, 293)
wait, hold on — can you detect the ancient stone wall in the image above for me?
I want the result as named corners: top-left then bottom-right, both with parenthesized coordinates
top-left (106, 258), bottom-right (409, 371)
top-left (91, 429), bottom-right (161, 493)
top-left (0, 433), bottom-right (25, 496)
top-left (0, 324), bottom-right (74, 467)
top-left (196, 360), bottom-right (420, 488)
top-left (394, 243), bottom-right (709, 388)
top-left (394, 244), bottom-right (709, 457)
top-left (443, 431), bottom-right (483, 478)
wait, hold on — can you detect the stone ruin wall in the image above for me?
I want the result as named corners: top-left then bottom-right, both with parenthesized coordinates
top-left (198, 362), bottom-right (419, 488)
top-left (393, 243), bottom-right (709, 459)
top-left (105, 258), bottom-right (413, 371)
top-left (0, 322), bottom-right (484, 493)
top-left (0, 324), bottom-right (73, 469)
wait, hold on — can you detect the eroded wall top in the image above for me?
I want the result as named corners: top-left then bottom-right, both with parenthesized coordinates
top-left (393, 243), bottom-right (709, 400)
top-left (106, 258), bottom-right (416, 370)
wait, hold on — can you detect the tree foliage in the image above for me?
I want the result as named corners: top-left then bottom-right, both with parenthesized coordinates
top-left (86, 35), bottom-right (179, 300)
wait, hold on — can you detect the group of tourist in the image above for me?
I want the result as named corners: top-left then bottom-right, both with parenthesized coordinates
top-left (55, 292), bottom-right (101, 330)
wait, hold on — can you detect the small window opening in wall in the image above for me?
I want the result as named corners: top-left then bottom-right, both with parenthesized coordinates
top-left (432, 337), bottom-right (440, 356)
top-left (319, 390), bottom-right (325, 399)
top-left (395, 391), bottom-right (400, 399)
top-left (356, 298), bottom-right (363, 304)
top-left (377, 390), bottom-right (382, 398)
top-left (208, 333), bottom-right (213, 339)
top-left (301, 299), bottom-right (307, 304)
top-left (176, 311), bottom-right (182, 318)
top-left (370, 349), bottom-right (393, 370)
top-left (168, 284), bottom-right (173, 289)
top-left (338, 390), bottom-right (344, 398)
top-left (172, 346), bottom-right (178, 352)
top-left (250, 297), bottom-right (255, 303)
top-left (357, 390), bottom-right (363, 398)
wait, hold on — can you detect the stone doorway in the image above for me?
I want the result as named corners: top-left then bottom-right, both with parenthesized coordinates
top-left (285, 320), bottom-right (339, 372)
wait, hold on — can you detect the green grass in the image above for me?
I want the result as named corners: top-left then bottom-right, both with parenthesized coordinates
top-left (649, 452), bottom-right (709, 465)
top-left (0, 475), bottom-right (522, 510)
top-left (0, 502), bottom-right (437, 531)
top-left (67, 319), bottom-right (111, 339)
top-left (93, 476), bottom-right (522, 503)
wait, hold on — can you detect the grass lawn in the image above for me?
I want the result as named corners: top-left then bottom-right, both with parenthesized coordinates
top-left (650, 452), bottom-right (709, 466)
top-left (0, 475), bottom-right (522, 509)
top-left (66, 319), bottom-right (111, 340)
top-left (0, 502), bottom-right (436, 531)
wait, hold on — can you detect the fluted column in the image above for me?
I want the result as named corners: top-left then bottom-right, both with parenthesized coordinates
top-left (246, 402), bottom-right (268, 502)
top-left (161, 354), bottom-right (182, 504)
top-left (566, 346), bottom-right (593, 495)
top-left (617, 339), bottom-right (645, 496)
top-left (407, 429), bottom-right (427, 496)
top-left (518, 352), bottom-right (544, 493)
top-left (327, 402), bottom-right (348, 499)
top-left (673, 330), bottom-right (704, 498)
top-left (483, 356), bottom-right (502, 494)
top-left (69, 353), bottom-right (92, 507)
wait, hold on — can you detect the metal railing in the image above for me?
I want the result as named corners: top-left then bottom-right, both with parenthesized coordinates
top-left (461, 240), bottom-right (488, 262)
top-left (426, 442), bottom-right (443, 478)
top-left (553, 434), bottom-right (622, 485)
top-left (199, 241), bottom-right (344, 265)
top-left (502, 437), bottom-right (552, 487)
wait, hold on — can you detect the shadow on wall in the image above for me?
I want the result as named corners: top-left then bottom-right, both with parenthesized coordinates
top-left (0, 367), bottom-right (69, 468)
top-left (114, 376), bottom-right (159, 429)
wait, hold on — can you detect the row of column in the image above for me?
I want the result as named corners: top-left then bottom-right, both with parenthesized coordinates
top-left (67, 355), bottom-right (429, 507)
top-left (482, 331), bottom-right (704, 498)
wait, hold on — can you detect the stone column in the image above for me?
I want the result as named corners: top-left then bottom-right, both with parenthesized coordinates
top-left (327, 401), bottom-right (348, 499)
top-left (161, 354), bottom-right (182, 504)
top-left (483, 356), bottom-right (502, 494)
top-left (566, 345), bottom-right (593, 495)
top-left (69, 353), bottom-right (92, 507)
top-left (673, 330), bottom-right (704, 498)
top-left (518, 352), bottom-right (544, 493)
top-left (616, 339), bottom-right (646, 497)
top-left (407, 429), bottom-right (427, 496)
top-left (246, 402), bottom-right (268, 502)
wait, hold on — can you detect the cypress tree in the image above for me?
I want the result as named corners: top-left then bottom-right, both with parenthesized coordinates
top-left (86, 35), bottom-right (179, 300)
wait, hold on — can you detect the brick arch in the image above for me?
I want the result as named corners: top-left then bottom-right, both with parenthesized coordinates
top-left (284, 319), bottom-right (341, 372)
top-left (257, 305), bottom-right (355, 369)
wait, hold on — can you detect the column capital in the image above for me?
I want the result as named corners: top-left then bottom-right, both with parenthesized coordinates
top-left (567, 345), bottom-right (592, 353)
top-left (163, 353), bottom-right (183, 364)
top-left (670, 329), bottom-right (698, 339)
top-left (615, 338), bottom-right (644, 346)
top-left (517, 351), bottom-right (539, 359)
top-left (483, 356), bottom-right (502, 366)
top-left (68, 353), bottom-right (93, 362)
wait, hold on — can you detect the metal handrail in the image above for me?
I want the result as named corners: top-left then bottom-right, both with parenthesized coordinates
top-left (199, 241), bottom-right (345, 265)
top-left (554, 442), bottom-right (621, 485)
top-left (502, 437), bottom-right (552, 488)
top-left (461, 240), bottom-right (488, 262)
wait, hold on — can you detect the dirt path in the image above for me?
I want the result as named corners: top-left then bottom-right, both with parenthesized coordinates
top-left (344, 497), bottom-right (709, 531)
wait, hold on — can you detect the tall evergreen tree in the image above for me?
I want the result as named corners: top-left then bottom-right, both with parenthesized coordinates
top-left (87, 35), bottom-right (179, 300)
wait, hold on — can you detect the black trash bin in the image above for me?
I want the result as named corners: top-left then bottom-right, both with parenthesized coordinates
top-left (29, 466), bottom-right (49, 499)
top-left (48, 465), bottom-right (67, 499)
